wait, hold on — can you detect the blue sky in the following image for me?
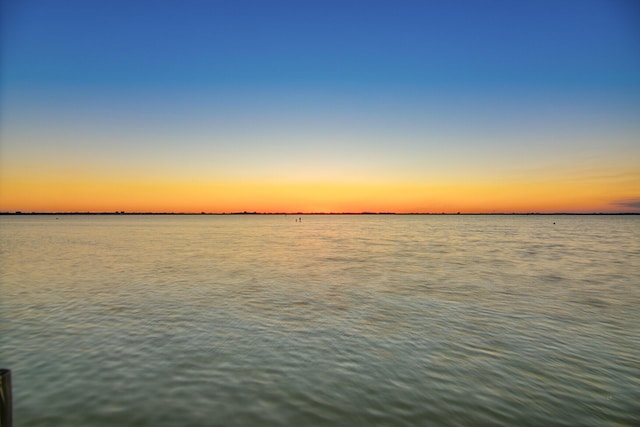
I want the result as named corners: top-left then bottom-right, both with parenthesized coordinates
top-left (1, 0), bottom-right (639, 212)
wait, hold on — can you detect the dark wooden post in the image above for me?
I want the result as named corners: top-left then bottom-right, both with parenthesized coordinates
top-left (0, 369), bottom-right (11, 427)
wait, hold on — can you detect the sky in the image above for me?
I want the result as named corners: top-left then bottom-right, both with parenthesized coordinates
top-left (1, 0), bottom-right (639, 213)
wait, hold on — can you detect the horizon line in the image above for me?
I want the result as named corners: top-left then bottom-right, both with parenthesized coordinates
top-left (1, 211), bottom-right (638, 216)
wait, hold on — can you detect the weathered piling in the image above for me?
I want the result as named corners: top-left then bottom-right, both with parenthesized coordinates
top-left (0, 369), bottom-right (11, 427)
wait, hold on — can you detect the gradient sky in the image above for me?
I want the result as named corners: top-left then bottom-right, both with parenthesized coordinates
top-left (1, 0), bottom-right (639, 213)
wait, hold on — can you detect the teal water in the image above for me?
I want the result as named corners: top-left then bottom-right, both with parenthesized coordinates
top-left (1, 215), bottom-right (639, 426)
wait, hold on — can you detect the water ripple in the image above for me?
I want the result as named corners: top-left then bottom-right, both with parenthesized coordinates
top-left (1, 215), bottom-right (639, 426)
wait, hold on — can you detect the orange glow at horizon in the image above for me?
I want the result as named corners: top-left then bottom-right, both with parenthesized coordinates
top-left (1, 170), bottom-right (637, 213)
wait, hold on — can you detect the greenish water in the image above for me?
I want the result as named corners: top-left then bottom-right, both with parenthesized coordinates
top-left (1, 215), bottom-right (639, 426)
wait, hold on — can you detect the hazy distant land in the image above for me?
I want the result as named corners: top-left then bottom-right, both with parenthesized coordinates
top-left (1, 211), bottom-right (637, 216)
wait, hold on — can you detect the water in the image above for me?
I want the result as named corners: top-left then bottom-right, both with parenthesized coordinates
top-left (1, 214), bottom-right (639, 426)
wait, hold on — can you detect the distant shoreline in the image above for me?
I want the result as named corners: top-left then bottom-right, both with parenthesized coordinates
top-left (1, 211), bottom-right (638, 216)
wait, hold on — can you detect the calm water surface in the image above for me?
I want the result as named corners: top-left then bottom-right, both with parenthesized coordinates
top-left (1, 215), bottom-right (639, 426)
